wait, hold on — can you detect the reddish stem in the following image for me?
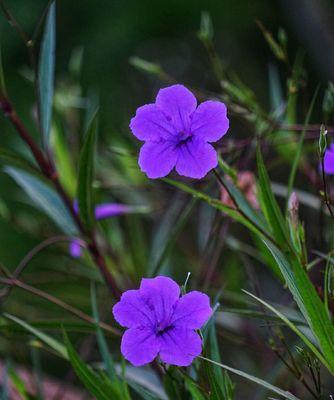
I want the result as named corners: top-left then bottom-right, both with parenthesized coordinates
top-left (0, 96), bottom-right (120, 298)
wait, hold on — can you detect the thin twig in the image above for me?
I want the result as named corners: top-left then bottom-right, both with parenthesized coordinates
top-left (0, 96), bottom-right (120, 298)
top-left (0, 277), bottom-right (120, 336)
top-left (0, 235), bottom-right (83, 300)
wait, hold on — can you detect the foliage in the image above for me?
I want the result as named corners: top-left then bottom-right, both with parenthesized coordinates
top-left (0, 2), bottom-right (333, 400)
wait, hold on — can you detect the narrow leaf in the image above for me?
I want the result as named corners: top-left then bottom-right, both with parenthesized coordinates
top-left (242, 290), bottom-right (331, 372)
top-left (5, 166), bottom-right (77, 235)
top-left (4, 313), bottom-right (68, 359)
top-left (38, 1), bottom-right (56, 146)
top-left (257, 147), bottom-right (289, 248)
top-left (263, 240), bottom-right (334, 373)
top-left (90, 282), bottom-right (116, 380)
top-left (77, 111), bottom-right (98, 229)
top-left (200, 356), bottom-right (300, 400)
top-left (63, 331), bottom-right (120, 399)
top-left (286, 86), bottom-right (319, 206)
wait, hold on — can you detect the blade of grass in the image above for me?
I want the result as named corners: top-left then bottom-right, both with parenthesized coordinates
top-left (4, 313), bottom-right (68, 359)
top-left (77, 111), bottom-right (98, 230)
top-left (38, 1), bottom-right (56, 146)
top-left (200, 356), bottom-right (300, 400)
top-left (263, 240), bottom-right (334, 374)
top-left (242, 290), bottom-right (331, 372)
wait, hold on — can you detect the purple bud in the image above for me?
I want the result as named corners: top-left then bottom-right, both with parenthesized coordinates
top-left (288, 192), bottom-right (299, 227)
top-left (69, 240), bottom-right (83, 258)
top-left (95, 203), bottom-right (131, 220)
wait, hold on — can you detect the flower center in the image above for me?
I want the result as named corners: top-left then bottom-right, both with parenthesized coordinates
top-left (156, 322), bottom-right (174, 336)
top-left (177, 131), bottom-right (192, 146)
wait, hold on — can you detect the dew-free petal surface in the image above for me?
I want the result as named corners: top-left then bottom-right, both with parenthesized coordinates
top-left (191, 100), bottom-right (229, 142)
top-left (121, 327), bottom-right (160, 366)
top-left (159, 327), bottom-right (202, 366)
top-left (324, 144), bottom-right (334, 175)
top-left (175, 137), bottom-right (218, 178)
top-left (171, 291), bottom-right (212, 329)
top-left (112, 289), bottom-right (155, 328)
top-left (138, 140), bottom-right (177, 179)
top-left (140, 276), bottom-right (180, 325)
top-left (130, 103), bottom-right (176, 141)
top-left (156, 85), bottom-right (197, 132)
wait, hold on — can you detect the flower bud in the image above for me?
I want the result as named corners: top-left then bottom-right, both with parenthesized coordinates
top-left (288, 192), bottom-right (299, 228)
top-left (319, 124), bottom-right (327, 158)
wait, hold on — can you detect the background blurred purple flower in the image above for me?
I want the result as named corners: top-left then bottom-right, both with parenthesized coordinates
top-left (130, 84), bottom-right (229, 179)
top-left (70, 203), bottom-right (134, 258)
top-left (112, 276), bottom-right (212, 367)
top-left (323, 143), bottom-right (334, 174)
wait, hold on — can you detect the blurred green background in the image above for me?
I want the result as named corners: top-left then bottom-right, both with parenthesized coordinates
top-left (1, 1), bottom-right (334, 397)
top-left (1, 0), bottom-right (333, 267)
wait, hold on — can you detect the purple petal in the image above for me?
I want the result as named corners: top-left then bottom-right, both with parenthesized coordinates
top-left (156, 85), bottom-right (197, 132)
top-left (191, 100), bottom-right (229, 142)
top-left (159, 326), bottom-right (202, 366)
top-left (95, 203), bottom-right (131, 220)
top-left (140, 276), bottom-right (180, 325)
top-left (324, 144), bottom-right (334, 175)
top-left (175, 137), bottom-right (218, 179)
top-left (121, 326), bottom-right (160, 366)
top-left (130, 104), bottom-right (176, 141)
top-left (138, 140), bottom-right (177, 179)
top-left (171, 291), bottom-right (212, 329)
top-left (69, 240), bottom-right (83, 258)
top-left (112, 289), bottom-right (156, 328)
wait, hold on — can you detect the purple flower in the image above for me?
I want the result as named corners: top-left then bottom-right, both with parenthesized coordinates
top-left (69, 203), bottom-right (133, 258)
top-left (130, 84), bottom-right (229, 179)
top-left (323, 143), bottom-right (334, 175)
top-left (112, 276), bottom-right (212, 367)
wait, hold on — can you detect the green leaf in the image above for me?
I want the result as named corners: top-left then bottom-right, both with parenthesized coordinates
top-left (184, 376), bottom-right (208, 400)
top-left (164, 178), bottom-right (263, 237)
top-left (127, 381), bottom-right (162, 400)
top-left (273, 50), bottom-right (304, 162)
top-left (263, 240), bottom-right (334, 374)
top-left (286, 85), bottom-right (319, 206)
top-left (286, 50), bottom-right (305, 124)
top-left (200, 356), bottom-right (300, 400)
top-left (256, 147), bottom-right (289, 248)
top-left (77, 111), bottom-right (98, 230)
top-left (90, 283), bottom-right (116, 380)
top-left (324, 258), bottom-right (334, 317)
top-left (52, 121), bottom-right (76, 197)
top-left (5, 166), bottom-right (77, 235)
top-left (4, 313), bottom-right (68, 359)
top-left (242, 290), bottom-right (331, 371)
top-left (63, 331), bottom-right (122, 399)
top-left (38, 1), bottom-right (56, 146)
top-left (0, 148), bottom-right (38, 172)
top-left (163, 368), bottom-right (183, 400)
top-left (206, 318), bottom-right (234, 399)
top-left (256, 20), bottom-right (286, 62)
